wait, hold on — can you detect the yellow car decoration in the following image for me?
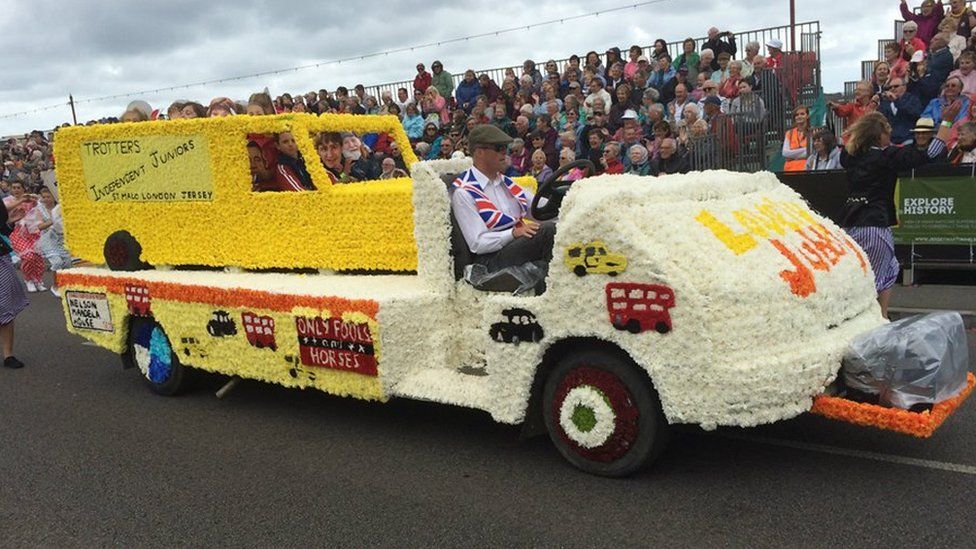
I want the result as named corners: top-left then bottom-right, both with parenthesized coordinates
top-left (564, 241), bottom-right (627, 277)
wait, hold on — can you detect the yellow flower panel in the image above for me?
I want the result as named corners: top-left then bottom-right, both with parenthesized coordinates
top-left (54, 114), bottom-right (420, 272)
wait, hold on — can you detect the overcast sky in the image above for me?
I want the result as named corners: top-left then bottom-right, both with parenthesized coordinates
top-left (0, 0), bottom-right (907, 135)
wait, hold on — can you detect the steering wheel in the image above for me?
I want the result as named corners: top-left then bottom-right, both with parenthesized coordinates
top-left (531, 160), bottom-right (596, 221)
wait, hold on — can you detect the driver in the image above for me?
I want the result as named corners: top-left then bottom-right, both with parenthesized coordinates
top-left (451, 124), bottom-right (556, 272)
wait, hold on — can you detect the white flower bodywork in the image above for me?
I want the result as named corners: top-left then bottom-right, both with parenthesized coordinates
top-left (386, 162), bottom-right (885, 430)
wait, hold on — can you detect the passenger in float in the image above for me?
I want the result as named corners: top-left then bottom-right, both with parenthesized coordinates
top-left (314, 132), bottom-right (343, 183)
top-left (839, 110), bottom-right (955, 317)
top-left (378, 157), bottom-right (408, 180)
top-left (273, 132), bottom-right (315, 191)
top-left (450, 125), bottom-right (556, 273)
top-left (120, 109), bottom-right (148, 123)
top-left (247, 141), bottom-right (276, 191)
top-left (180, 102), bottom-right (207, 119)
top-left (387, 140), bottom-right (409, 172)
top-left (207, 97), bottom-right (237, 117)
top-left (166, 101), bottom-right (186, 120)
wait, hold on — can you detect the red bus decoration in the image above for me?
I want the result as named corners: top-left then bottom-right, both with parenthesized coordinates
top-left (605, 283), bottom-right (675, 334)
top-left (124, 284), bottom-right (152, 316)
top-left (241, 312), bottom-right (277, 351)
top-left (294, 316), bottom-right (377, 377)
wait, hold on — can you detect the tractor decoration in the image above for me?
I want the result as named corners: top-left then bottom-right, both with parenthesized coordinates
top-left (565, 241), bottom-right (627, 277)
top-left (207, 310), bottom-right (238, 337)
top-left (489, 308), bottom-right (544, 344)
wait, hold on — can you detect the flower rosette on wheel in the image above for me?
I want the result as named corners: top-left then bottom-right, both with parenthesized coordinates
top-left (553, 366), bottom-right (640, 462)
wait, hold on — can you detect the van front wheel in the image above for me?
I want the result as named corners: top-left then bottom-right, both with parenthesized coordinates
top-left (543, 350), bottom-right (669, 477)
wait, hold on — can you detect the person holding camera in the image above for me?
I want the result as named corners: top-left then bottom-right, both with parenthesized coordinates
top-left (829, 80), bottom-right (877, 126)
top-left (703, 27), bottom-right (738, 70)
top-left (877, 77), bottom-right (923, 145)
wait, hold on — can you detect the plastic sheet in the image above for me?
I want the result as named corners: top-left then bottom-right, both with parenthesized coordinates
top-left (463, 260), bottom-right (547, 295)
top-left (842, 312), bottom-right (970, 410)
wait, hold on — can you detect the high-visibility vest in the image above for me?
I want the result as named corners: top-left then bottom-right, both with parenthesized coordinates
top-left (784, 128), bottom-right (808, 172)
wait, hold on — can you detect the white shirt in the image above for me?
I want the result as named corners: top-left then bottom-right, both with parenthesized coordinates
top-left (451, 166), bottom-right (535, 255)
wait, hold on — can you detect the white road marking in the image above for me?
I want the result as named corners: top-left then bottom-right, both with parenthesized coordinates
top-left (713, 432), bottom-right (976, 476)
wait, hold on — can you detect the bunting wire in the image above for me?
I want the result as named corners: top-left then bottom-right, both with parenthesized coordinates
top-left (0, 0), bottom-right (673, 121)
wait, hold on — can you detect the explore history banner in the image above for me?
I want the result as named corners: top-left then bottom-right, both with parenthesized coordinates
top-left (894, 176), bottom-right (976, 244)
top-left (80, 135), bottom-right (214, 202)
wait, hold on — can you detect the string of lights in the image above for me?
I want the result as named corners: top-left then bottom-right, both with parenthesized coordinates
top-left (0, 0), bottom-right (672, 121)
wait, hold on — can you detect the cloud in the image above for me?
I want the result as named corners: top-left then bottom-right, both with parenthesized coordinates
top-left (0, 0), bottom-right (905, 134)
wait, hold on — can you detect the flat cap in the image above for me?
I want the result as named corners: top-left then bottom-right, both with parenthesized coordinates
top-left (468, 124), bottom-right (513, 148)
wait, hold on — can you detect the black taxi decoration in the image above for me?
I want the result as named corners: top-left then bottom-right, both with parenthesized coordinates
top-left (489, 308), bottom-right (544, 344)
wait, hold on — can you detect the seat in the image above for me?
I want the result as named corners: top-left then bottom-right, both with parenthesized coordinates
top-left (442, 173), bottom-right (522, 293)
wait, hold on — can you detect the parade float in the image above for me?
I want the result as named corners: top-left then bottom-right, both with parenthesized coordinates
top-left (54, 114), bottom-right (974, 476)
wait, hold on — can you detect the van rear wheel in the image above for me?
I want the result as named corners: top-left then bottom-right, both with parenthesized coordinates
top-left (104, 230), bottom-right (149, 271)
top-left (125, 317), bottom-right (187, 396)
top-left (543, 350), bottom-right (669, 477)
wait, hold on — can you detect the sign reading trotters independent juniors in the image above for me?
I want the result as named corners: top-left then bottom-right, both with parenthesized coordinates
top-left (80, 135), bottom-right (214, 203)
top-left (295, 316), bottom-right (377, 376)
top-left (894, 176), bottom-right (976, 244)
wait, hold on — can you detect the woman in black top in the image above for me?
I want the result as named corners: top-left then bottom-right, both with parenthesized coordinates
top-left (0, 197), bottom-right (30, 368)
top-left (839, 109), bottom-right (955, 317)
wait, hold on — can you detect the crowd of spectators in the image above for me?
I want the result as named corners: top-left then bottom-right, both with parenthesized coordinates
top-left (0, 131), bottom-right (68, 294)
top-left (80, 25), bottom-right (805, 184)
top-left (828, 0), bottom-right (976, 167)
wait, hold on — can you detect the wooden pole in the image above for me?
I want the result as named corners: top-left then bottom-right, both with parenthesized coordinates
top-left (790, 0), bottom-right (796, 51)
top-left (68, 94), bottom-right (78, 125)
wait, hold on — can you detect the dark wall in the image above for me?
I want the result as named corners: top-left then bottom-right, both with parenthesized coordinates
top-left (776, 168), bottom-right (974, 265)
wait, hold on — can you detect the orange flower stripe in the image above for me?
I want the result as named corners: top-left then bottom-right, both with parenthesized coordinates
top-left (810, 373), bottom-right (976, 438)
top-left (56, 271), bottom-right (379, 318)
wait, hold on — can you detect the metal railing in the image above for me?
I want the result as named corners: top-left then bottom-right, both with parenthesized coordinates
top-left (360, 21), bottom-right (821, 102)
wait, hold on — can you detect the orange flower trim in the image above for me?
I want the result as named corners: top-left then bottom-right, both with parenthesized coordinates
top-left (810, 373), bottom-right (976, 438)
top-left (56, 271), bottom-right (379, 318)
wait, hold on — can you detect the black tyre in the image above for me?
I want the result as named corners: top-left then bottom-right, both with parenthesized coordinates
top-left (655, 321), bottom-right (671, 334)
top-left (626, 319), bottom-right (641, 334)
top-left (104, 230), bottom-right (149, 271)
top-left (543, 350), bottom-right (669, 477)
top-left (125, 317), bottom-right (186, 396)
top-left (573, 265), bottom-right (587, 277)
